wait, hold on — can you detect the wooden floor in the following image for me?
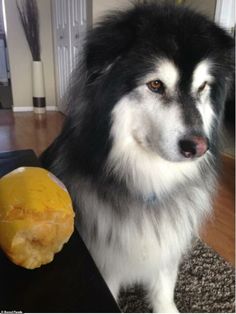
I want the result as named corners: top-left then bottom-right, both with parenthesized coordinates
top-left (0, 110), bottom-right (64, 155)
top-left (0, 110), bottom-right (235, 265)
top-left (201, 155), bottom-right (235, 265)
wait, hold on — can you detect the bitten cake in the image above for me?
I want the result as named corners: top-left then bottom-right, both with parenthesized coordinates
top-left (0, 167), bottom-right (74, 269)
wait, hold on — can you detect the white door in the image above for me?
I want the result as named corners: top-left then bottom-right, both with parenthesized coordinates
top-left (51, 0), bottom-right (92, 112)
top-left (70, 0), bottom-right (91, 70)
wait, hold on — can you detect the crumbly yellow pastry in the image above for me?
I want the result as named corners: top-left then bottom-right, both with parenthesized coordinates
top-left (0, 167), bottom-right (74, 269)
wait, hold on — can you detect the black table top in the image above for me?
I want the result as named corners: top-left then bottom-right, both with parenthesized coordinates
top-left (0, 150), bottom-right (120, 313)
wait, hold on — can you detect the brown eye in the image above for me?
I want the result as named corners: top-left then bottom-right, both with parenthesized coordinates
top-left (147, 80), bottom-right (165, 95)
top-left (198, 81), bottom-right (207, 93)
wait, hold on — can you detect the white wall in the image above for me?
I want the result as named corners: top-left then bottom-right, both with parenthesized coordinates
top-left (184, 0), bottom-right (216, 19)
top-left (4, 0), bottom-right (56, 110)
top-left (93, 0), bottom-right (133, 23)
top-left (0, 0), bottom-right (4, 33)
top-left (93, 0), bottom-right (217, 22)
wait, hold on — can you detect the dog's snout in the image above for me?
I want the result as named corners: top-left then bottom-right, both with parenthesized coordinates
top-left (179, 136), bottom-right (209, 159)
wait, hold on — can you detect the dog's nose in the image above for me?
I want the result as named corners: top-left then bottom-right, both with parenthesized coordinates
top-left (179, 136), bottom-right (209, 159)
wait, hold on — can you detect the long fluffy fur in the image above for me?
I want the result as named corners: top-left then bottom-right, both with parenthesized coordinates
top-left (41, 3), bottom-right (234, 312)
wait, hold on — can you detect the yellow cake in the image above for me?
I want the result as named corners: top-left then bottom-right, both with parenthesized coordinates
top-left (0, 167), bottom-right (74, 269)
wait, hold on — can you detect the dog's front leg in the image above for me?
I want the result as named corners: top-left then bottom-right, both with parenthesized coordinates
top-left (149, 263), bottom-right (179, 313)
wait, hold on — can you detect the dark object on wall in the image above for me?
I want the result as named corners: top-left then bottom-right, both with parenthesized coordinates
top-left (17, 0), bottom-right (40, 61)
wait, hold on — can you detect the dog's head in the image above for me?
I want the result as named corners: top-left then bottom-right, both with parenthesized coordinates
top-left (68, 4), bottom-right (234, 177)
top-left (110, 57), bottom-right (215, 162)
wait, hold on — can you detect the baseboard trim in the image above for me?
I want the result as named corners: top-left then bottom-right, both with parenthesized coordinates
top-left (12, 106), bottom-right (33, 112)
top-left (46, 106), bottom-right (58, 111)
top-left (13, 106), bottom-right (58, 112)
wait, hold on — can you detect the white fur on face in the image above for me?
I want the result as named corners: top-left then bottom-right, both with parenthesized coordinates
top-left (133, 59), bottom-right (184, 161)
top-left (191, 60), bottom-right (215, 136)
top-left (108, 94), bottom-right (201, 197)
top-left (191, 60), bottom-right (213, 91)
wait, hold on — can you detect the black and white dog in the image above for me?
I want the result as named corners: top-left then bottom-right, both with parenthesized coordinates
top-left (41, 3), bottom-right (234, 312)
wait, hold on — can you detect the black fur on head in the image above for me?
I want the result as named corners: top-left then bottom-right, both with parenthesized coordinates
top-left (40, 3), bottom-right (234, 182)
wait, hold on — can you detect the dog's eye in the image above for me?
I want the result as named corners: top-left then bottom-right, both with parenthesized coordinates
top-left (147, 80), bottom-right (165, 95)
top-left (198, 81), bottom-right (208, 93)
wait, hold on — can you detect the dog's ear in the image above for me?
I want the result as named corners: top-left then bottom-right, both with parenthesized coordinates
top-left (84, 11), bottom-right (136, 82)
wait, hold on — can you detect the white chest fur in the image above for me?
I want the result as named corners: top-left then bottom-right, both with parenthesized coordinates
top-left (77, 182), bottom-right (211, 288)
